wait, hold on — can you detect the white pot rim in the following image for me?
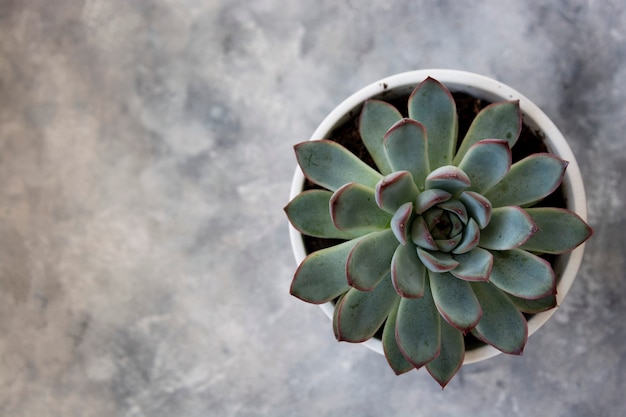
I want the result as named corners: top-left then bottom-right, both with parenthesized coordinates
top-left (288, 69), bottom-right (588, 365)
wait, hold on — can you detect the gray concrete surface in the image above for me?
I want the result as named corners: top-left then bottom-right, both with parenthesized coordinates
top-left (0, 1), bottom-right (624, 416)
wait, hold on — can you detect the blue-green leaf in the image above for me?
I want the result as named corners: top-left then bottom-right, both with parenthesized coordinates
top-left (471, 282), bottom-right (528, 355)
top-left (295, 140), bottom-right (383, 191)
top-left (459, 191), bottom-right (492, 229)
top-left (382, 299), bottom-right (414, 375)
top-left (426, 319), bottom-right (465, 388)
top-left (290, 238), bottom-right (363, 304)
top-left (485, 153), bottom-right (568, 208)
top-left (375, 171), bottom-right (420, 214)
top-left (415, 188), bottom-right (452, 214)
top-left (520, 208), bottom-right (593, 254)
top-left (416, 248), bottom-right (460, 273)
top-left (507, 293), bottom-right (557, 314)
top-left (390, 202), bottom-right (414, 245)
top-left (425, 165), bottom-right (471, 195)
top-left (457, 139), bottom-right (511, 194)
top-left (429, 271), bottom-right (482, 332)
top-left (391, 242), bottom-right (426, 298)
top-left (411, 216), bottom-right (438, 251)
top-left (490, 249), bottom-right (556, 300)
top-left (452, 218), bottom-right (480, 254)
top-left (347, 229), bottom-right (398, 291)
top-left (359, 99), bottom-right (403, 175)
top-left (384, 119), bottom-right (430, 188)
top-left (330, 183), bottom-right (391, 233)
top-left (285, 190), bottom-right (364, 239)
top-left (408, 77), bottom-right (458, 169)
top-left (335, 274), bottom-right (398, 343)
top-left (450, 247), bottom-right (493, 281)
top-left (453, 101), bottom-right (521, 164)
top-left (396, 278), bottom-right (441, 368)
top-left (479, 206), bottom-right (537, 250)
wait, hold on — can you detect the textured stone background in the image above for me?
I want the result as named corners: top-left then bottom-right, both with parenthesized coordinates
top-left (0, 1), bottom-right (624, 416)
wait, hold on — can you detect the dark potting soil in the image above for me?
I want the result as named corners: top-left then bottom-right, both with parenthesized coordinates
top-left (300, 92), bottom-right (566, 349)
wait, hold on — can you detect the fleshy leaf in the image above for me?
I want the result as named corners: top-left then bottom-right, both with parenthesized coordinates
top-left (429, 271), bottom-right (482, 332)
top-left (452, 218), bottom-right (480, 254)
top-left (520, 208), bottom-right (593, 254)
top-left (457, 139), bottom-right (511, 194)
top-left (471, 282), bottom-right (528, 355)
top-left (424, 165), bottom-right (471, 195)
top-left (290, 238), bottom-right (363, 304)
top-left (411, 216), bottom-right (438, 251)
top-left (359, 99), bottom-right (403, 175)
top-left (458, 191), bottom-right (492, 229)
top-left (490, 249), bottom-right (556, 300)
top-left (382, 299), bottom-right (414, 375)
top-left (295, 140), bottom-right (383, 191)
top-left (390, 202), bottom-right (414, 245)
top-left (507, 293), bottom-right (557, 314)
top-left (426, 319), bottom-right (465, 388)
top-left (485, 154), bottom-right (568, 208)
top-left (415, 189), bottom-right (452, 214)
top-left (391, 242), bottom-right (427, 298)
top-left (384, 119), bottom-right (430, 188)
top-left (395, 278), bottom-right (441, 368)
top-left (438, 199), bottom-right (469, 225)
top-left (285, 190), bottom-right (364, 239)
top-left (375, 171), bottom-right (420, 214)
top-left (347, 229), bottom-right (399, 291)
top-left (335, 275), bottom-right (398, 343)
top-left (434, 234), bottom-right (462, 253)
top-left (416, 248), bottom-right (460, 273)
top-left (407, 77), bottom-right (458, 170)
top-left (453, 101), bottom-right (521, 164)
top-left (479, 206), bottom-right (537, 250)
top-left (450, 247), bottom-right (493, 281)
top-left (330, 183), bottom-right (391, 232)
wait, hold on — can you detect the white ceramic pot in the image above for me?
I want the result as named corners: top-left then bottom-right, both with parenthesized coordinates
top-left (288, 69), bottom-right (588, 365)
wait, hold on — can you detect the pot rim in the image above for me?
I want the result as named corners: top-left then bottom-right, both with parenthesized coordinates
top-left (288, 69), bottom-right (588, 365)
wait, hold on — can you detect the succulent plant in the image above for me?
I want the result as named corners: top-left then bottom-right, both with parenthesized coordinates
top-left (284, 77), bottom-right (593, 387)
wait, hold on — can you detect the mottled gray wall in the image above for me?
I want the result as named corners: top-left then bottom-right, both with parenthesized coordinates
top-left (0, 1), bottom-right (624, 416)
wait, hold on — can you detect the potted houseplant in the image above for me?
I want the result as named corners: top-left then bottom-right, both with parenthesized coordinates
top-left (284, 69), bottom-right (592, 387)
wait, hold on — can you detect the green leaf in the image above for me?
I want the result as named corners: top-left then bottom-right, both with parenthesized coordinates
top-left (471, 282), bottom-right (528, 355)
top-left (457, 139), bottom-right (511, 194)
top-left (407, 77), bottom-right (458, 169)
top-left (490, 249), bottom-right (556, 300)
top-left (484, 153), bottom-right (568, 208)
top-left (416, 248), bottom-right (459, 273)
top-left (424, 165), bottom-right (471, 195)
top-left (426, 319), bottom-right (465, 388)
top-left (520, 208), bottom-right (593, 254)
top-left (396, 278), bottom-right (441, 368)
top-left (507, 293), bottom-right (557, 314)
top-left (391, 242), bottom-right (426, 298)
top-left (411, 216), bottom-right (438, 251)
top-left (390, 202), bottom-right (414, 245)
top-left (290, 238), bottom-right (363, 304)
top-left (479, 206), bottom-right (537, 250)
top-left (459, 191), bottom-right (492, 229)
top-left (429, 271), bottom-right (482, 332)
top-left (295, 140), bottom-right (383, 191)
top-left (382, 299), bottom-right (414, 375)
top-left (450, 247), bottom-right (493, 281)
top-left (453, 101), bottom-right (521, 164)
top-left (452, 218), bottom-right (480, 254)
top-left (347, 229), bottom-right (399, 291)
top-left (415, 188), bottom-right (452, 214)
top-left (330, 183), bottom-right (391, 233)
top-left (359, 99), bottom-right (403, 175)
top-left (383, 119), bottom-right (430, 189)
top-left (285, 190), bottom-right (364, 239)
top-left (375, 171), bottom-right (420, 214)
top-left (335, 274), bottom-right (398, 343)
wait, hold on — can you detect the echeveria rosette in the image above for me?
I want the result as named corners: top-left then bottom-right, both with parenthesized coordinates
top-left (284, 77), bottom-right (593, 388)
